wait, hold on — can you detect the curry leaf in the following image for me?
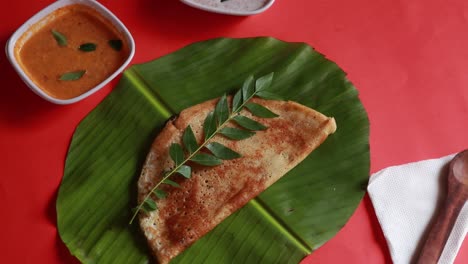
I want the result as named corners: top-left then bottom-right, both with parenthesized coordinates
top-left (108, 39), bottom-right (123, 51)
top-left (241, 75), bottom-right (255, 103)
top-left (203, 111), bottom-right (216, 140)
top-left (255, 72), bottom-right (274, 92)
top-left (190, 153), bottom-right (223, 166)
top-left (176, 165), bottom-right (191, 179)
top-left (79, 43), bottom-right (97, 52)
top-left (153, 189), bottom-right (167, 199)
top-left (232, 89), bottom-right (243, 112)
top-left (163, 179), bottom-right (181, 188)
top-left (169, 143), bottom-right (184, 166)
top-left (245, 102), bottom-right (279, 118)
top-left (183, 126), bottom-right (198, 154)
top-left (215, 94), bottom-right (229, 124)
top-left (219, 127), bottom-right (255, 140)
top-left (143, 198), bottom-right (157, 212)
top-left (206, 142), bottom-right (241, 160)
top-left (233, 115), bottom-right (267, 131)
top-left (59, 70), bottom-right (86, 81)
top-left (51, 30), bottom-right (67, 46)
top-left (256, 91), bottom-right (284, 100)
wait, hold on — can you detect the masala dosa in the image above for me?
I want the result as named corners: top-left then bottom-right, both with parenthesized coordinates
top-left (137, 97), bottom-right (336, 264)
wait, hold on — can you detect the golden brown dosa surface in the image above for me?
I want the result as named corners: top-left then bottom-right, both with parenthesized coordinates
top-left (137, 98), bottom-right (336, 264)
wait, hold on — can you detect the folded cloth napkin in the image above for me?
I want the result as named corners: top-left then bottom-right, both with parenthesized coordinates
top-left (368, 154), bottom-right (468, 264)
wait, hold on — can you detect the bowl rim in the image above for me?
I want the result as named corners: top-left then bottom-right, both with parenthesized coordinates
top-left (5, 0), bottom-right (136, 105)
top-left (180, 0), bottom-right (276, 16)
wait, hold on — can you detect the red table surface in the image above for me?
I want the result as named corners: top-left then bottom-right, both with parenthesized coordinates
top-left (1, 0), bottom-right (467, 263)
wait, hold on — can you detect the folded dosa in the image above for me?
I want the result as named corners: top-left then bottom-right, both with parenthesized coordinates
top-left (138, 97), bottom-right (336, 263)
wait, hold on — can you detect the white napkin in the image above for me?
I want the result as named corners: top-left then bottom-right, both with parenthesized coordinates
top-left (368, 154), bottom-right (468, 264)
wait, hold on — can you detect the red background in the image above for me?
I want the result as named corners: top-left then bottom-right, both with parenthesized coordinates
top-left (1, 0), bottom-right (467, 263)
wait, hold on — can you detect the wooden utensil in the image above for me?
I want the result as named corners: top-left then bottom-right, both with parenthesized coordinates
top-left (416, 150), bottom-right (468, 264)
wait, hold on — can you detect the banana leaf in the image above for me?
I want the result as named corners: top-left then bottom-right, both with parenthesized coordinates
top-left (57, 37), bottom-right (370, 264)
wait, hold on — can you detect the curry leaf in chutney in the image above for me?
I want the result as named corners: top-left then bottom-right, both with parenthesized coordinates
top-left (51, 30), bottom-right (67, 46)
top-left (108, 39), bottom-right (123, 51)
top-left (79, 43), bottom-right (97, 52)
top-left (59, 70), bottom-right (86, 81)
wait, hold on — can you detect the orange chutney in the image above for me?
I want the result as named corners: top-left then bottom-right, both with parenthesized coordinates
top-left (15, 4), bottom-right (129, 100)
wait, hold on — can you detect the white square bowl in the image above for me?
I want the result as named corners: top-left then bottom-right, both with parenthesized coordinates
top-left (5, 0), bottom-right (135, 105)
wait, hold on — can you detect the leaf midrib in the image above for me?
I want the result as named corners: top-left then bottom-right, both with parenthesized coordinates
top-left (124, 68), bottom-right (174, 119)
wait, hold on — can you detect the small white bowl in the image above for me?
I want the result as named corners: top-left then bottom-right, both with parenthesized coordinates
top-left (5, 0), bottom-right (135, 105)
top-left (180, 0), bottom-right (275, 16)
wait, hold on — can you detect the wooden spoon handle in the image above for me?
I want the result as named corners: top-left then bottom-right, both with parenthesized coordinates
top-left (416, 188), bottom-right (466, 264)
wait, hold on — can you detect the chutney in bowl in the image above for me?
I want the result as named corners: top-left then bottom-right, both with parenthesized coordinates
top-left (6, 0), bottom-right (135, 104)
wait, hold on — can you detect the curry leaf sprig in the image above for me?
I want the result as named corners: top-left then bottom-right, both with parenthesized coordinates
top-left (129, 73), bottom-right (282, 224)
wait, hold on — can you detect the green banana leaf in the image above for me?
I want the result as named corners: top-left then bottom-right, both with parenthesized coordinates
top-left (57, 37), bottom-right (369, 264)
